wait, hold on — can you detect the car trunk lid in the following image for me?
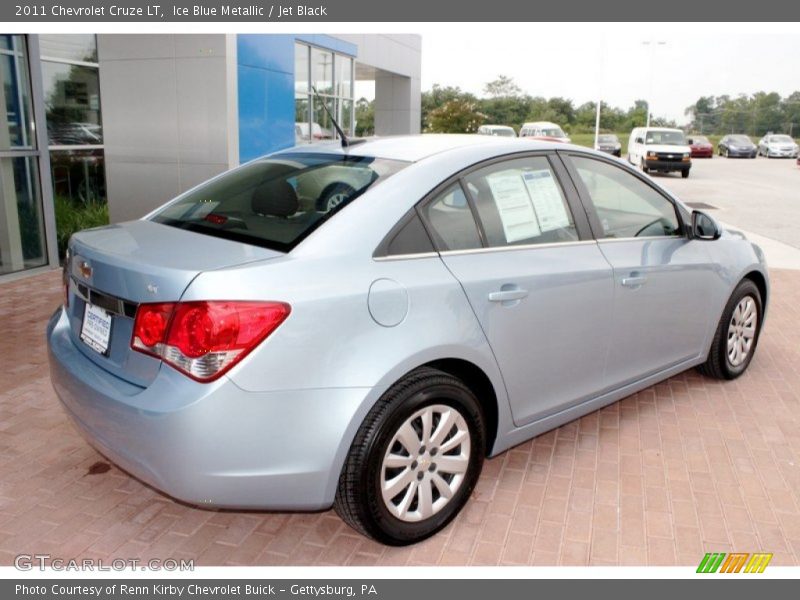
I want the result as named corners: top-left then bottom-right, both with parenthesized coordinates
top-left (66, 220), bottom-right (282, 388)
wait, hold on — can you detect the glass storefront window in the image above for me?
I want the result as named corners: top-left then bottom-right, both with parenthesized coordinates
top-left (295, 95), bottom-right (310, 143)
top-left (336, 55), bottom-right (353, 99)
top-left (49, 149), bottom-right (108, 258)
top-left (310, 47), bottom-right (334, 96)
top-left (41, 35), bottom-right (108, 260)
top-left (1, 37), bottom-right (35, 149)
top-left (0, 156), bottom-right (47, 275)
top-left (39, 34), bottom-right (98, 63)
top-left (42, 61), bottom-right (103, 146)
top-left (50, 148), bottom-right (106, 204)
top-left (312, 96), bottom-right (336, 141)
top-left (294, 43), bottom-right (309, 95)
top-left (340, 99), bottom-right (354, 134)
top-left (295, 43), bottom-right (355, 144)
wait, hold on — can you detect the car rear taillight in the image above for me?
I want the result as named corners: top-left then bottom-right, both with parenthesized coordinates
top-left (132, 301), bottom-right (290, 382)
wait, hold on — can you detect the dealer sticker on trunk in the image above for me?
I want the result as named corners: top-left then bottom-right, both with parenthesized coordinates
top-left (80, 303), bottom-right (112, 355)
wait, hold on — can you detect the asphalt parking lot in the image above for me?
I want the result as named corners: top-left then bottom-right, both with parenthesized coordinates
top-left (648, 155), bottom-right (800, 250)
top-left (1, 158), bottom-right (799, 567)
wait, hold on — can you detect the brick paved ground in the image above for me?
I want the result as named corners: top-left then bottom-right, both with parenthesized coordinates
top-left (1, 269), bottom-right (798, 567)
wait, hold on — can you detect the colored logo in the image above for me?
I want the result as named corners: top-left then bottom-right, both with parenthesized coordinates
top-left (697, 552), bottom-right (773, 573)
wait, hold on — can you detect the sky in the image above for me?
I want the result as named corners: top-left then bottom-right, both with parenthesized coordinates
top-left (414, 24), bottom-right (800, 125)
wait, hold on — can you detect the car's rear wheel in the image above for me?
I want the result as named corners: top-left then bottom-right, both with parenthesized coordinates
top-left (334, 367), bottom-right (485, 545)
top-left (698, 279), bottom-right (762, 380)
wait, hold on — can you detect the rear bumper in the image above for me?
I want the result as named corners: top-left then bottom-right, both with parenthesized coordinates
top-left (645, 159), bottom-right (690, 172)
top-left (47, 307), bottom-right (370, 510)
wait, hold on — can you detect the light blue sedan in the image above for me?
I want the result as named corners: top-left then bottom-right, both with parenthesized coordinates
top-left (48, 135), bottom-right (768, 545)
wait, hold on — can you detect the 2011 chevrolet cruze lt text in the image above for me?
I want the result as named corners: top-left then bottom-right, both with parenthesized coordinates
top-left (48, 135), bottom-right (768, 545)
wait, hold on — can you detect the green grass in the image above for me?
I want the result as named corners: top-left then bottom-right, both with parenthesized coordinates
top-left (54, 195), bottom-right (109, 260)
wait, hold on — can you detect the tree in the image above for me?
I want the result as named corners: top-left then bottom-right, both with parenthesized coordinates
top-left (483, 75), bottom-right (522, 98)
top-left (684, 91), bottom-right (800, 136)
top-left (427, 99), bottom-right (486, 133)
top-left (354, 97), bottom-right (374, 136)
top-left (421, 84), bottom-right (478, 131)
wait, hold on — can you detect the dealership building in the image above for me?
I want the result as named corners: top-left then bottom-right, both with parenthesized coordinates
top-left (0, 33), bottom-right (422, 281)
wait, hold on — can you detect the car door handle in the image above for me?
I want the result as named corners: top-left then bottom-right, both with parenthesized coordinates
top-left (488, 289), bottom-right (529, 302)
top-left (621, 275), bottom-right (647, 288)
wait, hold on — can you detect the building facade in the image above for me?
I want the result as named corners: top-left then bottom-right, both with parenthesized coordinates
top-left (0, 33), bottom-right (421, 281)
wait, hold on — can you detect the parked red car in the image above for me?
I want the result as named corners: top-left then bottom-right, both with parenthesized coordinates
top-left (688, 135), bottom-right (714, 158)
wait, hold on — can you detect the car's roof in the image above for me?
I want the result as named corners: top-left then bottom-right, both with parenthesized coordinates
top-left (523, 121), bottom-right (559, 126)
top-left (277, 134), bottom-right (561, 163)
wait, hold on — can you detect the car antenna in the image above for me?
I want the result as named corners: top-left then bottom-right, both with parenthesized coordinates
top-left (311, 85), bottom-right (365, 149)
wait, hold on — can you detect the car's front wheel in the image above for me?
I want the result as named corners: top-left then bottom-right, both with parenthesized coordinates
top-left (334, 367), bottom-right (485, 545)
top-left (698, 279), bottom-right (763, 380)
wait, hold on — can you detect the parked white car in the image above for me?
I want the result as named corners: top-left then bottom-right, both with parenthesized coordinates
top-left (628, 127), bottom-right (692, 178)
top-left (519, 121), bottom-right (570, 143)
top-left (757, 134), bottom-right (799, 158)
top-left (477, 125), bottom-right (516, 137)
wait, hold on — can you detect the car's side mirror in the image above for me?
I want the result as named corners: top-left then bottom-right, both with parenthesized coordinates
top-left (692, 210), bottom-right (721, 240)
top-left (687, 138), bottom-right (694, 144)
top-left (635, 137), bottom-right (644, 144)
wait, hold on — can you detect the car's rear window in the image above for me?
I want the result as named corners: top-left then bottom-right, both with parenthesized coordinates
top-left (151, 153), bottom-right (408, 252)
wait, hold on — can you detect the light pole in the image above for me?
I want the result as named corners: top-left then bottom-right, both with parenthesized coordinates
top-left (642, 40), bottom-right (666, 128)
top-left (593, 39), bottom-right (605, 149)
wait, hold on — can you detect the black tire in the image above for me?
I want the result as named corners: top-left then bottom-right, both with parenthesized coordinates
top-left (334, 367), bottom-right (485, 545)
top-left (681, 169), bottom-right (690, 179)
top-left (640, 159), bottom-right (650, 174)
top-left (316, 182), bottom-right (356, 212)
top-left (697, 279), bottom-right (763, 380)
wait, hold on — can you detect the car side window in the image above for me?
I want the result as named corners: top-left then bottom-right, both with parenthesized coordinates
top-left (570, 156), bottom-right (682, 239)
top-left (463, 157), bottom-right (578, 247)
top-left (420, 184), bottom-right (482, 251)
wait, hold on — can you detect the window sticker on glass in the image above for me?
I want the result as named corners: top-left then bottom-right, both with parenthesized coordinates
top-left (486, 171), bottom-right (541, 243)
top-left (521, 170), bottom-right (571, 233)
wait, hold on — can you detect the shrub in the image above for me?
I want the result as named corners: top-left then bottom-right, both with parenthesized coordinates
top-left (54, 195), bottom-right (109, 260)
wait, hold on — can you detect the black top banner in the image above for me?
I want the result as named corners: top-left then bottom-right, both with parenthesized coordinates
top-left (4, 0), bottom-right (800, 22)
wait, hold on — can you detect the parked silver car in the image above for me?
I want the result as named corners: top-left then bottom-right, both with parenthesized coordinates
top-left (48, 135), bottom-right (768, 545)
top-left (757, 134), bottom-right (799, 158)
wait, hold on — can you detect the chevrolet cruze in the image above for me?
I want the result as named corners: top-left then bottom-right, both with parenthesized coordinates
top-left (48, 135), bottom-right (768, 545)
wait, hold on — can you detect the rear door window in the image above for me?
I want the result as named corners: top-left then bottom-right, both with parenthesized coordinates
top-left (463, 156), bottom-right (578, 247)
